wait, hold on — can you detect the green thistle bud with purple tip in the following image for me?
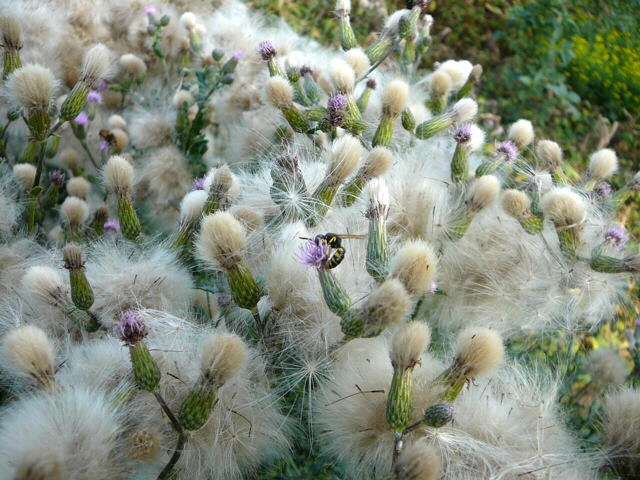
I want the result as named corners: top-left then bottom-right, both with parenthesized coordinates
top-left (117, 310), bottom-right (161, 393)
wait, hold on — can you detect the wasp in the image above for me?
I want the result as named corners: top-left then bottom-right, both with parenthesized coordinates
top-left (300, 232), bottom-right (366, 269)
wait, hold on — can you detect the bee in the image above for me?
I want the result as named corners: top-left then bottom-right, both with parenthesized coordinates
top-left (99, 129), bottom-right (117, 147)
top-left (300, 232), bottom-right (366, 269)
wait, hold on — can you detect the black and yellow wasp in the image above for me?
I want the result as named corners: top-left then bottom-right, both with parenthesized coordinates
top-left (300, 232), bottom-right (366, 269)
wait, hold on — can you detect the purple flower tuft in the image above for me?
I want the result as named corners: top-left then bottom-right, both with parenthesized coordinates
top-left (144, 5), bottom-right (157, 15)
top-left (298, 239), bottom-right (330, 269)
top-left (258, 41), bottom-right (276, 61)
top-left (49, 170), bottom-right (65, 188)
top-left (115, 310), bottom-right (147, 344)
top-left (87, 90), bottom-right (103, 104)
top-left (74, 111), bottom-right (89, 127)
top-left (604, 224), bottom-right (629, 251)
top-left (593, 182), bottom-right (612, 199)
top-left (328, 94), bottom-right (347, 112)
top-left (192, 176), bottom-right (206, 190)
top-left (496, 140), bottom-right (518, 162)
top-left (233, 50), bottom-right (244, 60)
top-left (454, 124), bottom-right (472, 143)
top-left (96, 80), bottom-right (108, 91)
top-left (105, 219), bottom-right (120, 233)
top-left (100, 139), bottom-right (110, 152)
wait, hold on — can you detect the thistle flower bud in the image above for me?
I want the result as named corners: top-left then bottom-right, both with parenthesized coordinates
top-left (390, 240), bottom-right (438, 296)
top-left (1, 16), bottom-right (23, 78)
top-left (422, 403), bottom-right (454, 428)
top-left (393, 441), bottom-right (440, 480)
top-left (365, 279), bottom-right (412, 333)
top-left (415, 98), bottom-right (477, 140)
top-left (387, 321), bottom-right (430, 431)
top-left (116, 311), bottom-right (159, 391)
top-left (200, 334), bottom-right (248, 387)
top-left (536, 140), bottom-right (562, 169)
top-left (450, 124), bottom-right (484, 184)
top-left (2, 325), bottom-right (56, 388)
top-left (343, 48), bottom-right (369, 78)
top-left (6, 65), bottom-right (57, 139)
top-left (119, 54), bottom-right (147, 76)
top-left (60, 196), bottom-right (89, 234)
top-left (66, 176), bottom-right (90, 199)
top-left (588, 148), bottom-right (618, 183)
top-left (258, 40), bottom-right (277, 62)
top-left (366, 178), bottom-right (390, 281)
top-left (13, 163), bottom-right (36, 191)
top-left (507, 119), bottom-right (534, 149)
top-left (62, 243), bottom-right (94, 310)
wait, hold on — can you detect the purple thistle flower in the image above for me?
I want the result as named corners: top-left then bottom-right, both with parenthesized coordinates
top-left (298, 239), bottom-right (330, 269)
top-left (593, 182), bottom-right (612, 200)
top-left (96, 80), bottom-right (108, 91)
top-left (105, 219), bottom-right (120, 233)
top-left (496, 140), bottom-right (518, 162)
top-left (258, 41), bottom-right (276, 61)
top-left (604, 224), bottom-right (629, 251)
top-left (191, 176), bottom-right (206, 190)
top-left (454, 124), bottom-right (472, 143)
top-left (300, 65), bottom-right (313, 77)
top-left (99, 139), bottom-right (110, 152)
top-left (87, 90), bottom-right (103, 104)
top-left (144, 5), bottom-right (157, 15)
top-left (233, 50), bottom-right (244, 60)
top-left (328, 94), bottom-right (347, 112)
top-left (49, 170), bottom-right (65, 188)
top-left (74, 111), bottom-right (89, 127)
top-left (115, 310), bottom-right (147, 344)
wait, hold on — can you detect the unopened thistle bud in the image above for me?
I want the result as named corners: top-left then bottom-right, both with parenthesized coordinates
top-left (415, 98), bottom-right (477, 140)
top-left (179, 334), bottom-right (248, 431)
top-left (542, 187), bottom-right (586, 258)
top-left (336, 0), bottom-right (357, 50)
top-left (266, 76), bottom-right (309, 132)
top-left (307, 135), bottom-right (362, 227)
top-left (327, 93), bottom-right (348, 127)
top-left (365, 31), bottom-right (392, 64)
top-left (1, 16), bottom-right (22, 78)
top-left (366, 178), bottom-right (390, 281)
top-left (502, 189), bottom-right (543, 234)
top-left (428, 70), bottom-right (452, 114)
top-left (507, 119), bottom-right (534, 149)
top-left (401, 108), bottom-right (416, 133)
top-left (390, 240), bottom-right (438, 296)
top-left (2, 325), bottom-right (57, 389)
top-left (197, 212), bottom-right (261, 310)
top-left (103, 155), bottom-right (141, 241)
top-left (387, 321), bottom-right (431, 432)
top-left (439, 327), bottom-right (504, 401)
top-left (342, 146), bottom-right (393, 207)
top-left (62, 243), bottom-right (94, 310)
top-left (393, 441), bottom-right (440, 480)
top-left (60, 44), bottom-right (111, 122)
top-left (6, 64), bottom-right (57, 140)
top-left (450, 124), bottom-right (484, 184)
top-left (116, 310), bottom-right (160, 392)
top-left (373, 80), bottom-right (409, 147)
top-left (421, 403), bottom-right (454, 428)
top-left (258, 40), bottom-right (284, 77)
top-left (356, 78), bottom-right (376, 112)
top-left (586, 148), bottom-right (618, 190)
top-left (447, 175), bottom-right (500, 240)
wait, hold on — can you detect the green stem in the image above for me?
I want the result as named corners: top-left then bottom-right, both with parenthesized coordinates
top-left (33, 141), bottom-right (46, 187)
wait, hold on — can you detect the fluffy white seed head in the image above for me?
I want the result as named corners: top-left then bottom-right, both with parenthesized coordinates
top-left (588, 148), bottom-right (618, 181)
top-left (362, 146), bottom-right (393, 179)
top-left (394, 441), bottom-right (441, 480)
top-left (119, 53), bottom-right (147, 76)
top-left (429, 70), bottom-right (452, 98)
top-left (328, 134), bottom-right (363, 183)
top-left (59, 148), bottom-right (81, 171)
top-left (108, 114), bottom-right (127, 130)
top-left (451, 98), bottom-right (477, 122)
top-left (103, 155), bottom-right (134, 195)
top-left (60, 196), bottom-right (89, 227)
top-left (366, 279), bottom-right (411, 331)
top-left (266, 76), bottom-right (294, 109)
top-left (502, 189), bottom-right (531, 219)
top-left (467, 124), bottom-right (485, 152)
top-left (197, 212), bottom-right (246, 269)
top-left (336, 0), bottom-right (351, 13)
top-left (173, 89), bottom-right (194, 108)
top-left (0, 16), bottom-right (22, 48)
top-left (437, 59), bottom-right (473, 89)
top-left (180, 11), bottom-right (197, 29)
top-left (231, 206), bottom-right (264, 232)
top-left (390, 321), bottom-right (431, 370)
top-left (2, 326), bottom-right (55, 384)
top-left (109, 128), bottom-right (129, 153)
top-left (381, 79), bottom-right (409, 116)
top-left (22, 265), bottom-right (64, 303)
top-left (179, 190), bottom-right (207, 225)
top-left (6, 64), bottom-right (57, 110)
top-left (12, 164), bottom-right (36, 190)
top-left (330, 58), bottom-right (355, 93)
top-left (453, 327), bottom-right (505, 378)
top-left (467, 175), bottom-right (500, 211)
top-left (80, 43), bottom-right (111, 83)
top-left (585, 348), bottom-right (627, 387)
top-left (390, 240), bottom-right (438, 296)
top-left (368, 177), bottom-right (390, 217)
top-left (128, 429), bottom-right (161, 462)
top-left (343, 48), bottom-right (370, 79)
top-left (508, 119), bottom-right (535, 149)
top-left (200, 333), bottom-right (248, 386)
top-left (601, 388), bottom-right (640, 477)
top-left (536, 140), bottom-right (563, 168)
top-left (542, 188), bottom-right (586, 228)
top-left (65, 176), bottom-right (90, 199)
